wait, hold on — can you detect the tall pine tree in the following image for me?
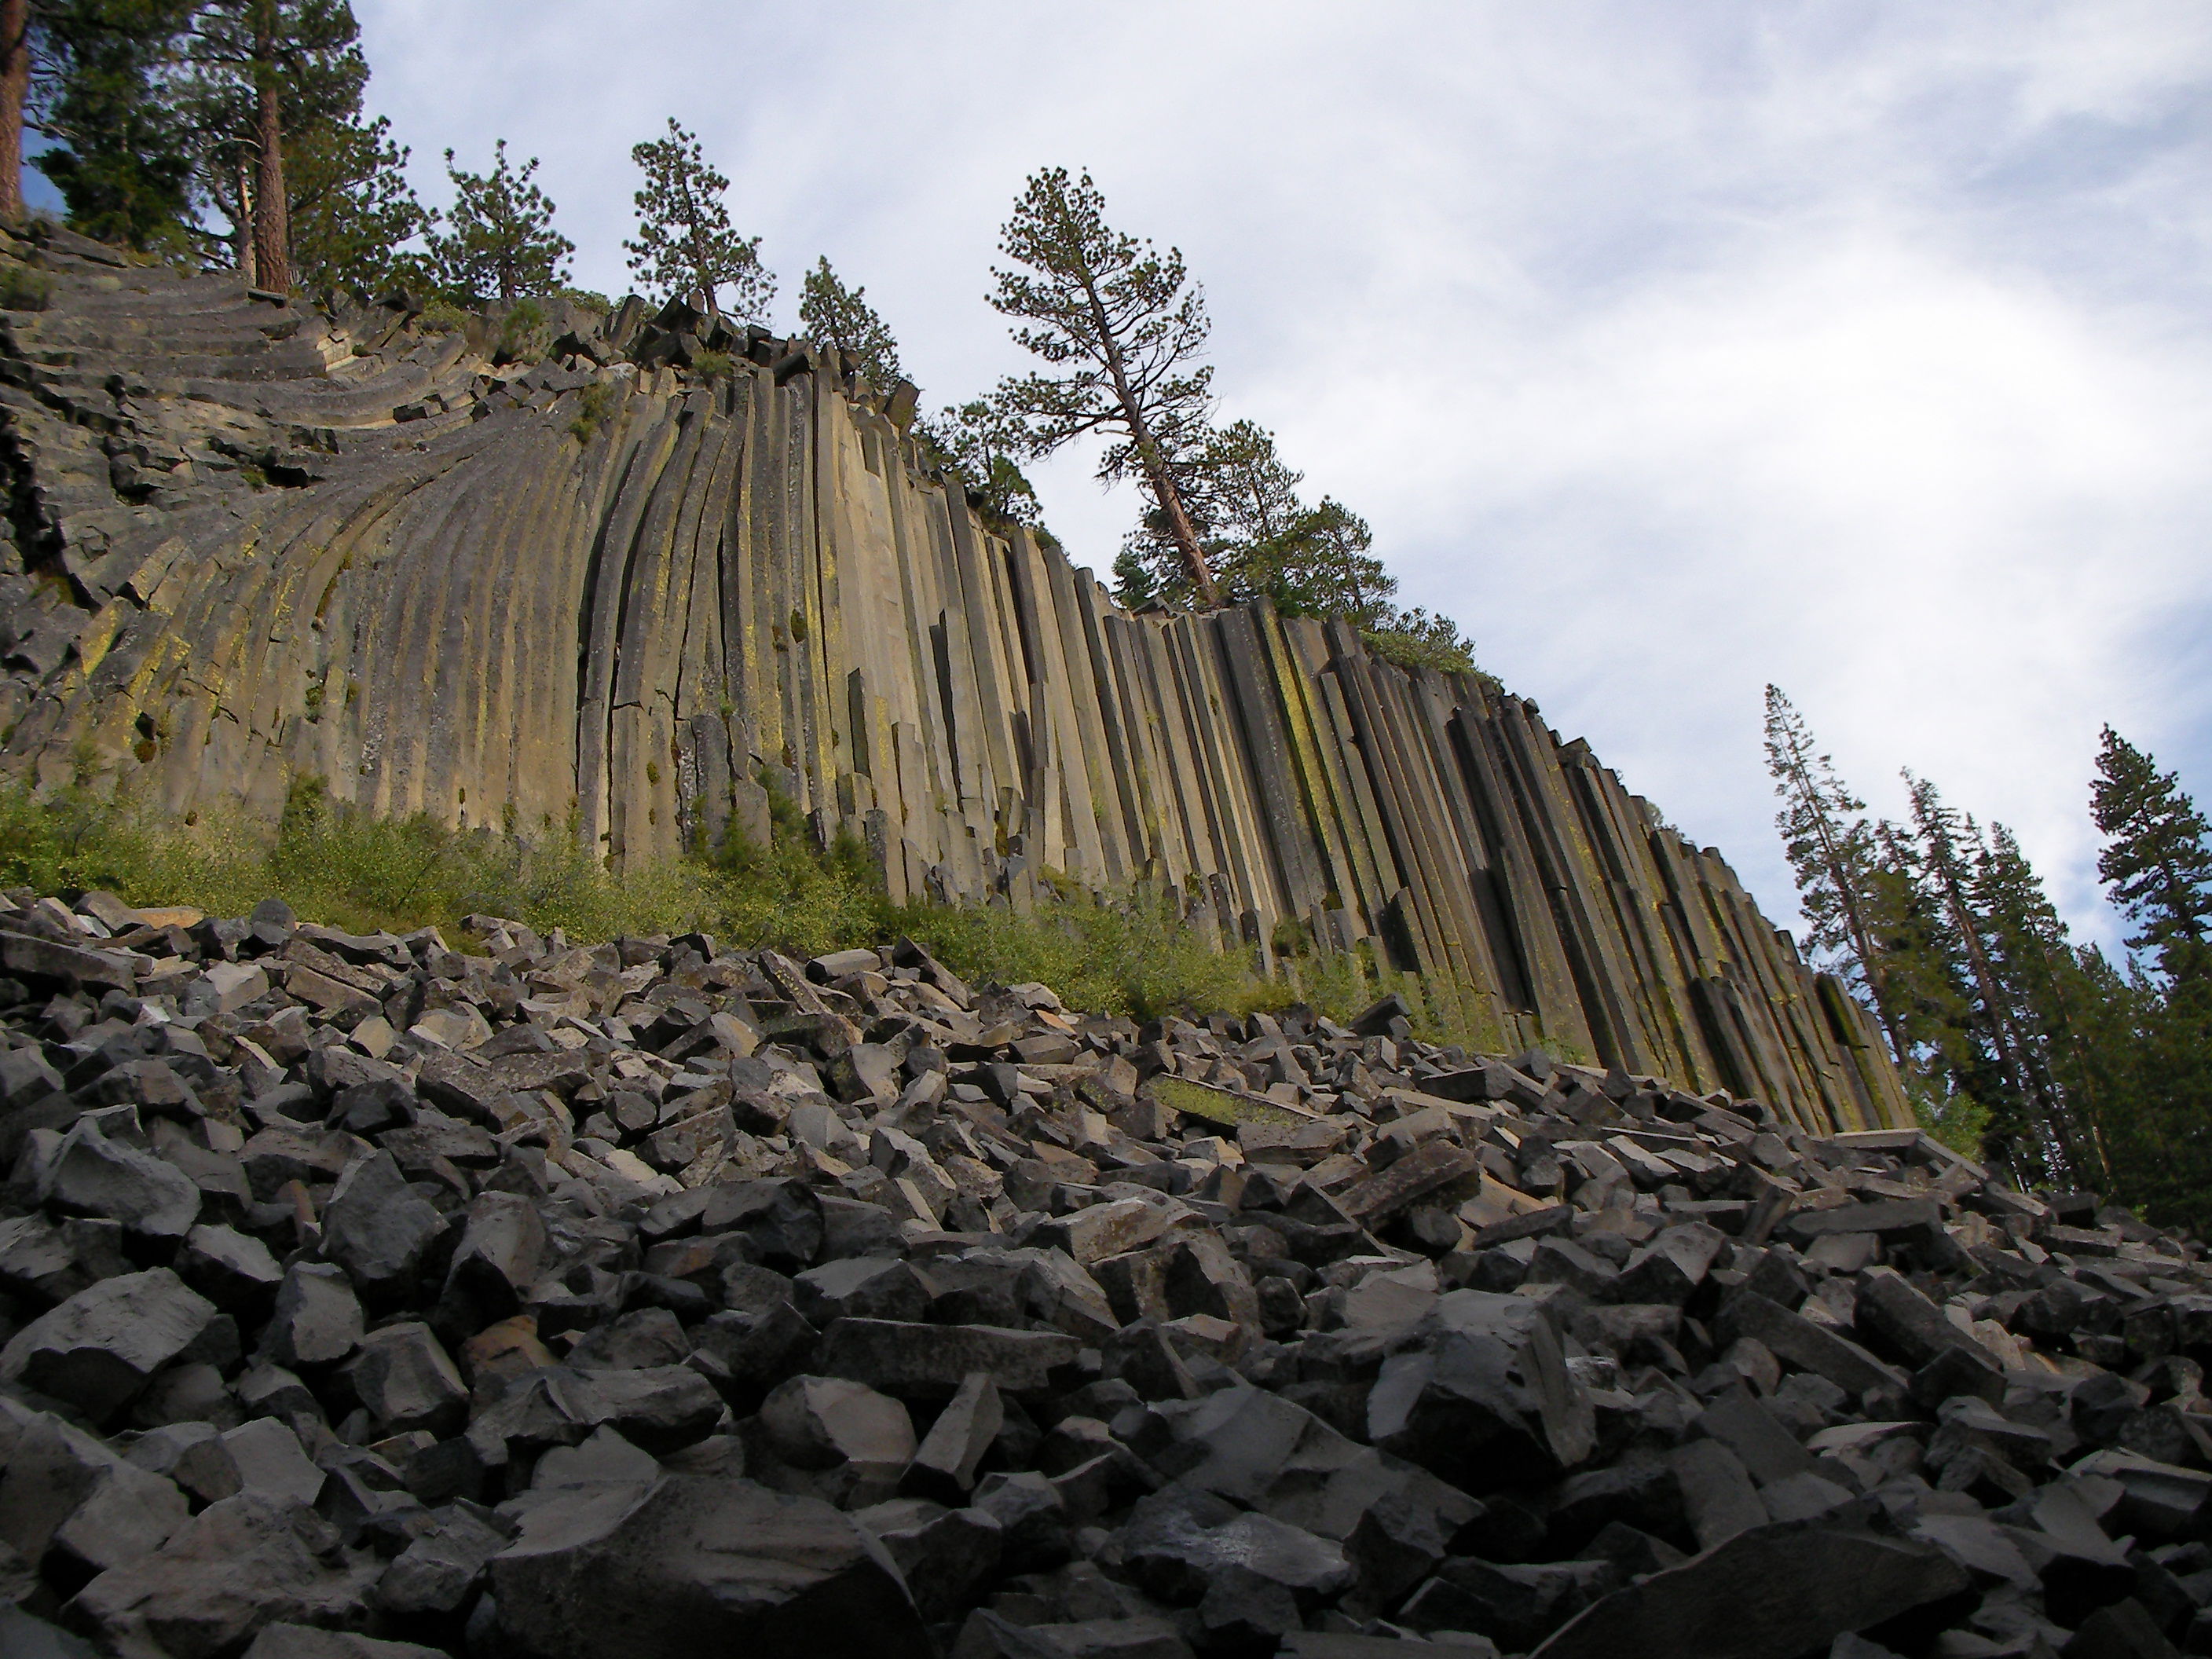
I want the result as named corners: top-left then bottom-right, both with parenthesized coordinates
top-left (987, 167), bottom-right (1218, 606)
top-left (2092, 726), bottom-right (2212, 985)
top-left (2089, 728), bottom-right (2212, 1232)
top-left (284, 110), bottom-right (427, 294)
top-left (423, 140), bottom-right (571, 304)
top-left (1763, 687), bottom-right (1912, 1075)
top-left (180, 0), bottom-right (367, 291)
top-left (624, 118), bottom-right (769, 322)
top-left (1968, 821), bottom-right (2112, 1188)
top-left (24, 0), bottom-right (197, 255)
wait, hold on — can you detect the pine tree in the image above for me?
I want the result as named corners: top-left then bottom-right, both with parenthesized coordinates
top-left (2089, 727), bottom-right (2212, 1232)
top-left (1903, 775), bottom-right (2057, 1172)
top-left (987, 167), bottom-right (1219, 606)
top-left (1763, 687), bottom-right (1911, 1074)
top-left (180, 0), bottom-right (366, 292)
top-left (1116, 419), bottom-right (1294, 608)
top-left (2091, 726), bottom-right (2212, 984)
top-left (284, 110), bottom-right (428, 294)
top-left (1196, 419), bottom-right (1304, 570)
top-left (623, 118), bottom-right (769, 322)
top-left (1865, 817), bottom-right (1987, 1151)
top-left (1299, 498), bottom-right (1394, 629)
top-left (1968, 821), bottom-right (2112, 1187)
top-left (0, 0), bottom-right (27, 221)
top-left (917, 400), bottom-right (1040, 527)
top-left (1110, 544), bottom-right (1161, 610)
top-left (424, 140), bottom-right (572, 305)
top-left (22, 0), bottom-right (197, 255)
top-left (797, 257), bottom-right (901, 391)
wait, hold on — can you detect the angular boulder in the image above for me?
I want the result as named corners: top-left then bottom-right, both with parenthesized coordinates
top-left (488, 1474), bottom-right (931, 1659)
top-left (65, 1494), bottom-right (381, 1659)
top-left (0, 1267), bottom-right (216, 1423)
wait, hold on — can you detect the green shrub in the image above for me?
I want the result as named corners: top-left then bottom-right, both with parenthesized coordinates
top-left (891, 886), bottom-right (1271, 1022)
top-left (1913, 1086), bottom-right (1991, 1159)
top-left (569, 380), bottom-right (620, 445)
top-left (416, 299), bottom-right (471, 335)
top-left (493, 298), bottom-right (548, 364)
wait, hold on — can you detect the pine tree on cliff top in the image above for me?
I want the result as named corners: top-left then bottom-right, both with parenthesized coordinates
top-left (2089, 731), bottom-right (2212, 1231)
top-left (624, 118), bottom-right (770, 323)
top-left (799, 257), bottom-right (903, 394)
top-left (987, 167), bottom-right (1220, 606)
top-left (284, 110), bottom-right (430, 295)
top-left (919, 398), bottom-right (1041, 528)
top-left (425, 140), bottom-right (571, 305)
top-left (16, 0), bottom-right (196, 255)
top-left (179, 0), bottom-right (365, 293)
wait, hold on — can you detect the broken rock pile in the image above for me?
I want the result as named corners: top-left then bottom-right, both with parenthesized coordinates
top-left (1, 886), bottom-right (2210, 1659)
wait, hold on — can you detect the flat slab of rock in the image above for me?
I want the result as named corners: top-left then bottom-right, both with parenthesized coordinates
top-left (243, 1624), bottom-right (450, 1659)
top-left (489, 1473), bottom-right (931, 1659)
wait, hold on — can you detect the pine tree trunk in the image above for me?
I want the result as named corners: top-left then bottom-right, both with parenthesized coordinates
top-left (0, 0), bottom-right (29, 224)
top-left (1147, 452), bottom-right (1219, 607)
top-left (1079, 278), bottom-right (1220, 609)
top-left (691, 222), bottom-right (718, 318)
top-left (236, 163), bottom-right (258, 286)
top-left (1785, 745), bottom-right (1912, 1082)
top-left (251, 11), bottom-right (290, 294)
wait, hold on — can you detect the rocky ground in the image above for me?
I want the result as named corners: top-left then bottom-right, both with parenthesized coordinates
top-left (0, 889), bottom-right (2207, 1659)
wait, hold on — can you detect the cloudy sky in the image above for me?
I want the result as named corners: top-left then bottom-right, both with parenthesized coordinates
top-left (339, 0), bottom-right (2212, 954)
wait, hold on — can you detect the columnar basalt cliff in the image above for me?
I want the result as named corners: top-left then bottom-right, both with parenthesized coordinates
top-left (0, 227), bottom-right (1905, 1134)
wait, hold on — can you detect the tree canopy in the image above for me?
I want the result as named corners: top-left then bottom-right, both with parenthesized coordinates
top-left (424, 139), bottom-right (572, 305)
top-left (798, 256), bottom-right (902, 392)
top-left (624, 117), bottom-right (769, 321)
top-left (178, 0), bottom-right (367, 291)
top-left (24, 0), bottom-right (197, 255)
top-left (2093, 725), bottom-right (2212, 984)
top-left (987, 167), bottom-right (1218, 603)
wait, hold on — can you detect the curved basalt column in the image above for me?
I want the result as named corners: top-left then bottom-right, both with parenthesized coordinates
top-left (0, 227), bottom-right (1907, 1134)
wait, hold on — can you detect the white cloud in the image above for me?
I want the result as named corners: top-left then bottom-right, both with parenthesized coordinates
top-left (354, 0), bottom-right (2212, 951)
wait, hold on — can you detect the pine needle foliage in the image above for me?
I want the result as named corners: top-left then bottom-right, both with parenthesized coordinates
top-left (623, 118), bottom-right (771, 322)
top-left (798, 256), bottom-right (903, 394)
top-left (987, 166), bottom-right (1218, 603)
top-left (425, 140), bottom-right (572, 305)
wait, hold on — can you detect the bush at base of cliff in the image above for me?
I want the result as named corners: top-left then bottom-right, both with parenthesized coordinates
top-left (0, 783), bottom-right (1296, 1022)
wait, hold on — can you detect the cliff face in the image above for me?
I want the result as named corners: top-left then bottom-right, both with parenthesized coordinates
top-left (0, 226), bottom-right (1907, 1134)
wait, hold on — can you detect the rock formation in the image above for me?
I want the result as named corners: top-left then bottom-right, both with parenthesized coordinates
top-left (0, 223), bottom-right (1903, 1134)
top-left (0, 887), bottom-right (2203, 1659)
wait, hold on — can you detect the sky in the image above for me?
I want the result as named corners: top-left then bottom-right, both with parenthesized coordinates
top-left (320, 1), bottom-right (2212, 954)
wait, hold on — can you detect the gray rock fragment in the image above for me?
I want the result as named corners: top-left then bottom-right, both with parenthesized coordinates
top-left (38, 1116), bottom-right (201, 1238)
top-left (66, 1493), bottom-right (382, 1659)
top-left (259, 1262), bottom-right (363, 1368)
top-left (0, 1266), bottom-right (216, 1422)
top-left (346, 1321), bottom-right (467, 1436)
top-left (488, 1474), bottom-right (932, 1658)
